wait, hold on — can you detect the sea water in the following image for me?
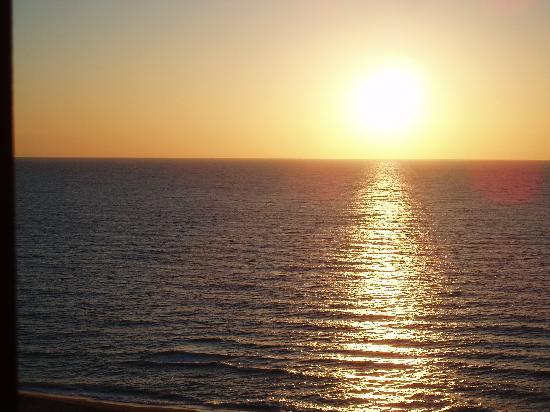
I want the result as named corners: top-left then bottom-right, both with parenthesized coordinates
top-left (16, 159), bottom-right (550, 411)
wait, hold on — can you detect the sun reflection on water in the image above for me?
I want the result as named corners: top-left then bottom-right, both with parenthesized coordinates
top-left (335, 162), bottom-right (448, 410)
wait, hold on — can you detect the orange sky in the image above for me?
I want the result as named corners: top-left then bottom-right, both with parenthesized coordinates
top-left (13, 0), bottom-right (550, 159)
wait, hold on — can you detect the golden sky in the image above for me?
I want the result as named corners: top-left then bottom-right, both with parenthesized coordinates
top-left (13, 0), bottom-right (550, 159)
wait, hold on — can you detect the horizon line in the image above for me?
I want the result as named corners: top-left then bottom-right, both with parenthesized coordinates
top-left (13, 156), bottom-right (550, 162)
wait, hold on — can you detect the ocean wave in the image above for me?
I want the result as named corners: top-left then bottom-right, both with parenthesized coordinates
top-left (19, 381), bottom-right (187, 404)
top-left (302, 357), bottom-right (413, 371)
top-left (130, 351), bottom-right (331, 380)
top-left (204, 399), bottom-right (290, 412)
top-left (439, 360), bottom-right (550, 381)
top-left (145, 350), bottom-right (230, 363)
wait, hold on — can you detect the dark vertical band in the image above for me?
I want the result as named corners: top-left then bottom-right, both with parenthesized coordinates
top-left (1, 0), bottom-right (16, 410)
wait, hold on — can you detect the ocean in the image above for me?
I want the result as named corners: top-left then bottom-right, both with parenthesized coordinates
top-left (16, 159), bottom-right (550, 411)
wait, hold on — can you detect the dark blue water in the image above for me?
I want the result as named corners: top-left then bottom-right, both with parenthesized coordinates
top-left (16, 159), bottom-right (550, 411)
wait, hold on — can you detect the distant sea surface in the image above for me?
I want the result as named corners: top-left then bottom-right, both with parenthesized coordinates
top-left (16, 159), bottom-right (550, 411)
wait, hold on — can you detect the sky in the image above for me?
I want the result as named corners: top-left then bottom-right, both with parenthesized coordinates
top-left (13, 0), bottom-right (550, 159)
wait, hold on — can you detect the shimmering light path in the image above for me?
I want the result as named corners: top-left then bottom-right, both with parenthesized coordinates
top-left (325, 162), bottom-right (450, 410)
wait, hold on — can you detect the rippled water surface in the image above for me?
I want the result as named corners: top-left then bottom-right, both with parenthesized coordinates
top-left (16, 159), bottom-right (550, 411)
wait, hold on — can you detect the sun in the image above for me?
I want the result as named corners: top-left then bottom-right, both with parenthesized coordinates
top-left (348, 63), bottom-right (427, 139)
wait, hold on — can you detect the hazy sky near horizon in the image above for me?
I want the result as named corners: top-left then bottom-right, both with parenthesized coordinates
top-left (14, 0), bottom-right (550, 159)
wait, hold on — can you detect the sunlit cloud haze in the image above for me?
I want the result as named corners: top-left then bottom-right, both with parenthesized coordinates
top-left (13, 0), bottom-right (550, 159)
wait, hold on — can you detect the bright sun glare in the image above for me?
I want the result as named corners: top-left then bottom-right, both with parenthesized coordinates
top-left (349, 63), bottom-right (427, 140)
